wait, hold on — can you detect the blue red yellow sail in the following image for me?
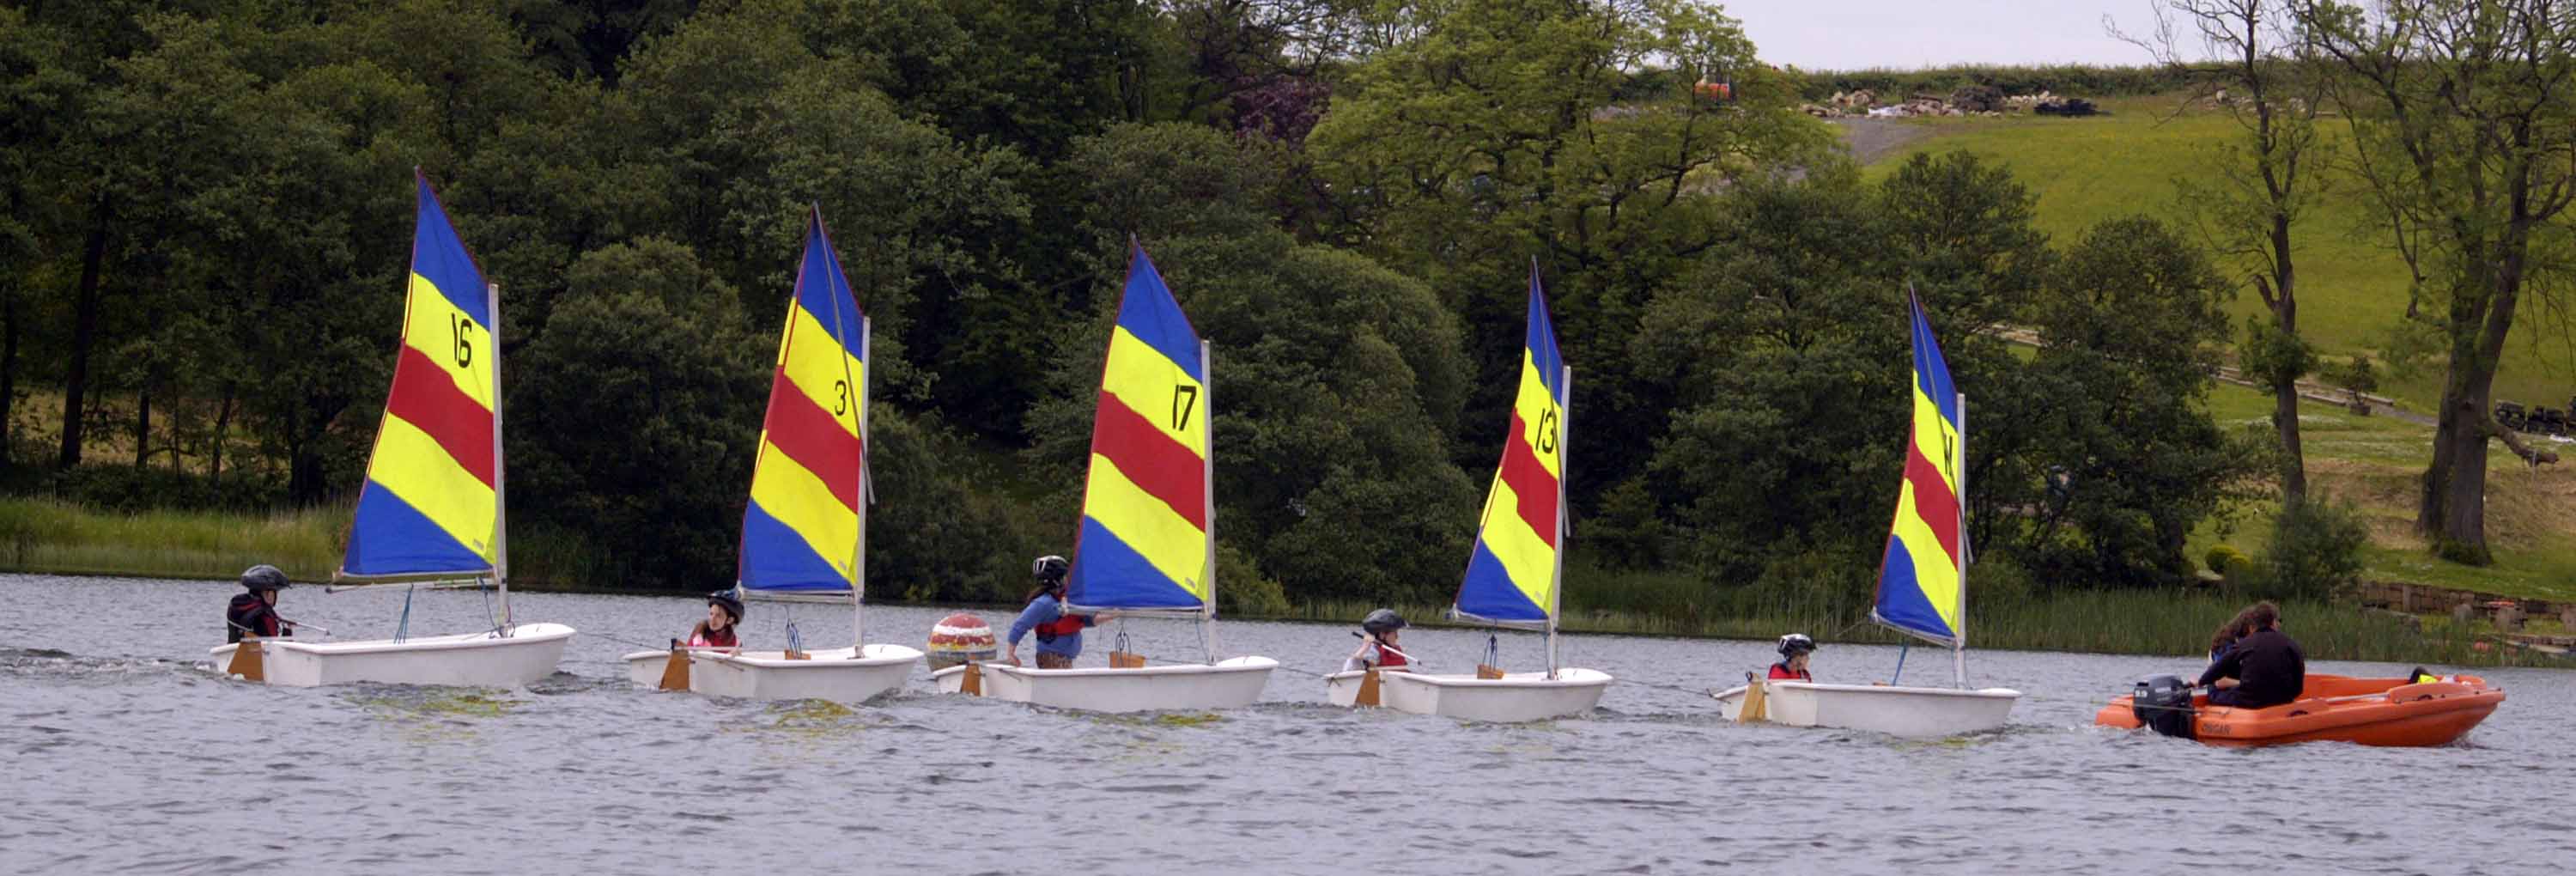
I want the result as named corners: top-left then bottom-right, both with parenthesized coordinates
top-left (1872, 291), bottom-right (1966, 646)
top-left (1455, 269), bottom-right (1567, 627)
top-left (738, 210), bottom-right (867, 593)
top-left (1066, 244), bottom-right (1212, 612)
top-left (341, 173), bottom-right (502, 580)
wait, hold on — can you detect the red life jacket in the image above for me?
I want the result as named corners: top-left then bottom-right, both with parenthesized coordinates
top-left (689, 626), bottom-right (738, 648)
top-left (1035, 613), bottom-right (1090, 642)
top-left (1768, 661), bottom-right (1811, 681)
top-left (1370, 641), bottom-right (1407, 669)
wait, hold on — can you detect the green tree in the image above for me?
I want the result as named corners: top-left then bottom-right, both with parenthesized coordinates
top-left (513, 239), bottom-right (764, 587)
top-left (2136, 0), bottom-right (2333, 504)
top-left (1636, 170), bottom-right (1901, 586)
top-left (2021, 216), bottom-right (2257, 584)
top-left (2297, 0), bottom-right (2575, 563)
top-left (1306, 0), bottom-right (1834, 502)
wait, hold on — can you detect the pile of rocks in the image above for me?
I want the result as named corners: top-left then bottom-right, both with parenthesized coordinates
top-left (1801, 86), bottom-right (2098, 119)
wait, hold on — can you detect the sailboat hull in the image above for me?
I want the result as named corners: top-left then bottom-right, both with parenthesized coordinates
top-left (210, 623), bottom-right (574, 688)
top-left (1713, 680), bottom-right (2020, 737)
top-left (619, 644), bottom-right (922, 702)
top-left (1325, 668), bottom-right (1611, 722)
top-left (931, 656), bottom-right (1276, 712)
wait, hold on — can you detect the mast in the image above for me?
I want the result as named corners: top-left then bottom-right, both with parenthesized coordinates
top-left (1547, 366), bottom-right (1571, 678)
top-left (850, 316), bottom-right (870, 649)
top-left (1198, 339), bottom-right (1219, 665)
top-left (1953, 392), bottom-right (1967, 689)
top-left (489, 281), bottom-right (511, 630)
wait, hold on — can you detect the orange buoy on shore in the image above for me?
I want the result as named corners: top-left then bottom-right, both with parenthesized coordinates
top-left (2095, 673), bottom-right (2504, 748)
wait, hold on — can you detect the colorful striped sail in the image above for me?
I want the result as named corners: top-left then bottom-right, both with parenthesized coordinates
top-left (738, 210), bottom-right (867, 594)
top-left (342, 173), bottom-right (502, 580)
top-left (1455, 269), bottom-right (1568, 628)
top-left (1066, 244), bottom-right (1212, 612)
top-left (1872, 291), bottom-right (1966, 647)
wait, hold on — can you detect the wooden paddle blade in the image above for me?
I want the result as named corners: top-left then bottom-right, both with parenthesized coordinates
top-left (657, 649), bottom-right (691, 691)
top-left (1475, 664), bottom-right (1505, 680)
top-left (1355, 668), bottom-right (1382, 708)
top-left (1739, 680), bottom-right (1769, 723)
top-left (1109, 650), bottom-right (1145, 669)
top-left (961, 662), bottom-right (983, 697)
top-left (784, 648), bottom-right (810, 660)
top-left (226, 638), bottom-right (264, 683)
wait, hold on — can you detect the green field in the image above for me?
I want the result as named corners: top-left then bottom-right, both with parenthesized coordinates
top-left (1862, 94), bottom-right (2576, 411)
top-left (2188, 380), bottom-right (2576, 603)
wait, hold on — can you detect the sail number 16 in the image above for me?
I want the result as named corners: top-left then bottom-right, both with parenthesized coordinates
top-left (448, 313), bottom-right (476, 368)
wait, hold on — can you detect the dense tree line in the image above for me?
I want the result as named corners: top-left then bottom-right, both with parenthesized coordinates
top-left (4, 0), bottom-right (2283, 606)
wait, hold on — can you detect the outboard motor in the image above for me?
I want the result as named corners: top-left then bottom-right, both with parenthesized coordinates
top-left (2130, 674), bottom-right (2196, 739)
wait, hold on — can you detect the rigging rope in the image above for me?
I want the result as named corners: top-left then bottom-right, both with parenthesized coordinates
top-left (395, 586), bottom-right (415, 644)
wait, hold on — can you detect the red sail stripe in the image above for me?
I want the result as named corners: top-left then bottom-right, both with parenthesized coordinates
top-left (385, 344), bottom-right (495, 487)
top-left (1090, 390), bottom-right (1208, 531)
top-left (1900, 437), bottom-right (1960, 564)
top-left (1496, 409), bottom-right (1560, 548)
top-left (760, 369), bottom-right (861, 511)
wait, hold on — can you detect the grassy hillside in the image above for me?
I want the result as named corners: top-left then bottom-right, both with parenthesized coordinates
top-left (1860, 94), bottom-right (2576, 412)
top-left (2191, 380), bottom-right (2576, 603)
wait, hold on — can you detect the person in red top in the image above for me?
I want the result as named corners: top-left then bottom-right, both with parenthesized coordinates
top-left (683, 591), bottom-right (744, 648)
top-left (1342, 608), bottom-right (1414, 672)
top-left (1767, 633), bottom-right (1816, 680)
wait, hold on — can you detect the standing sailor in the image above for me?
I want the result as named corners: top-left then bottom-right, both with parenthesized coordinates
top-left (225, 564), bottom-right (295, 643)
top-left (1005, 555), bottom-right (1116, 668)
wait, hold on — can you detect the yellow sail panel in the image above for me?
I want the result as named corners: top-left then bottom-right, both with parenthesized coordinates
top-left (366, 415), bottom-right (499, 563)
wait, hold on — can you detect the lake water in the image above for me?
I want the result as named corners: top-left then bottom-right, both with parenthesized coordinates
top-left (1, 573), bottom-right (2567, 874)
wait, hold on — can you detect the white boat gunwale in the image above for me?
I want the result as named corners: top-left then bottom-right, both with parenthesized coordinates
top-left (1714, 680), bottom-right (2023, 700)
top-left (212, 622), bottom-right (575, 659)
top-left (933, 654), bottom-right (1278, 681)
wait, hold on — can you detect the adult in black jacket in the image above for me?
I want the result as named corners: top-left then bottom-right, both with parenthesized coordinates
top-left (225, 564), bottom-right (296, 644)
top-left (2196, 601), bottom-right (2304, 708)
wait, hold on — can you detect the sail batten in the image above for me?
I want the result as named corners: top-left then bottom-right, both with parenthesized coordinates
top-left (1454, 268), bottom-right (1567, 626)
top-left (1872, 290), bottom-right (1966, 648)
top-left (340, 173), bottom-right (501, 581)
top-left (738, 210), bottom-right (866, 594)
top-left (1066, 245), bottom-right (1213, 613)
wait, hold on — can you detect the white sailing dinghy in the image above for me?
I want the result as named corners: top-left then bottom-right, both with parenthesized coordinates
top-left (1324, 266), bottom-right (1611, 722)
top-left (620, 209), bottom-right (922, 701)
top-left (210, 172), bottom-right (574, 688)
top-left (930, 243), bottom-right (1276, 711)
top-left (1712, 290), bottom-right (2020, 736)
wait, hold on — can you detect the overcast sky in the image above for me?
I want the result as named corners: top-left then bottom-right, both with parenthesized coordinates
top-left (1722, 0), bottom-right (2185, 70)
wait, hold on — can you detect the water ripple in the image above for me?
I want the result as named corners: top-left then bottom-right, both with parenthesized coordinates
top-left (0, 573), bottom-right (2567, 874)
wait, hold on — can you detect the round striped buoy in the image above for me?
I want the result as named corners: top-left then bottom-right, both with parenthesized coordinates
top-left (926, 612), bottom-right (998, 670)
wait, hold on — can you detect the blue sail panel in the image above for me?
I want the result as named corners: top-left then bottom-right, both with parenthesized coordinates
top-left (1456, 539), bottom-right (1548, 624)
top-left (343, 484), bottom-right (493, 577)
top-left (1066, 516), bottom-right (1205, 611)
top-left (738, 499), bottom-right (854, 593)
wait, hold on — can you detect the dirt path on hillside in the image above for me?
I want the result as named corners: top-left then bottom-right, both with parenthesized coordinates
top-left (1833, 118), bottom-right (1939, 165)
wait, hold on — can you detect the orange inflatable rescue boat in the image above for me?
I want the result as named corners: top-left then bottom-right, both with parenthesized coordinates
top-left (2095, 672), bottom-right (2503, 747)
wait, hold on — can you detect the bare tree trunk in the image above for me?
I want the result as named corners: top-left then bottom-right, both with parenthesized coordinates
top-left (210, 384), bottom-right (234, 483)
top-left (58, 198), bottom-right (110, 469)
top-left (133, 388), bottom-right (149, 468)
top-left (2, 283), bottom-right (16, 459)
